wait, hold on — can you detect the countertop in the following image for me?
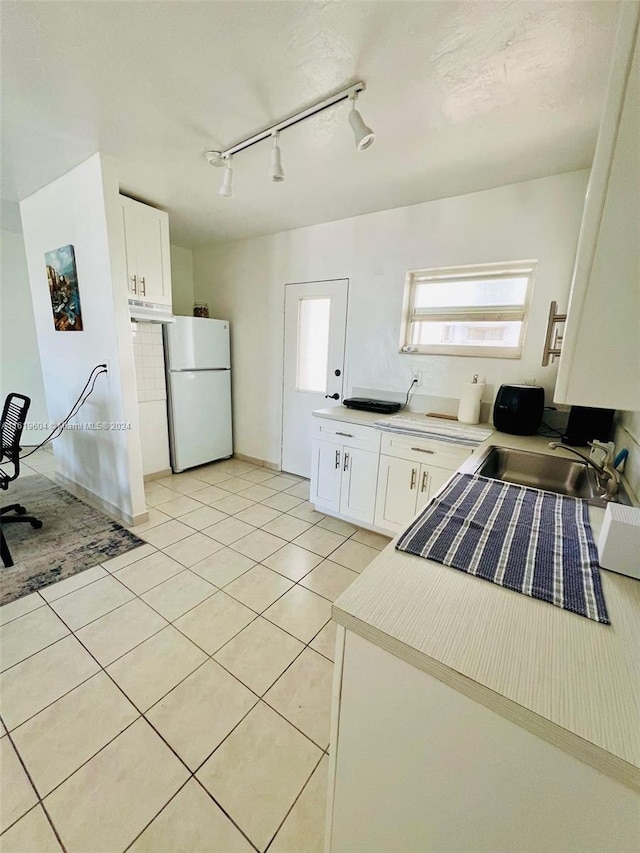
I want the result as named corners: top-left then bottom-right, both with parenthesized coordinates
top-left (319, 406), bottom-right (640, 791)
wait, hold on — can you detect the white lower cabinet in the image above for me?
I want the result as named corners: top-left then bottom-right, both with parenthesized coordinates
top-left (374, 455), bottom-right (453, 534)
top-left (310, 415), bottom-right (473, 533)
top-left (374, 455), bottom-right (421, 531)
top-left (339, 446), bottom-right (378, 523)
top-left (327, 630), bottom-right (640, 853)
top-left (310, 440), bottom-right (342, 511)
top-left (310, 440), bottom-right (378, 524)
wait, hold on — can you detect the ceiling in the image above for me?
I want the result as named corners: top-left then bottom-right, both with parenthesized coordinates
top-left (1, 1), bottom-right (619, 247)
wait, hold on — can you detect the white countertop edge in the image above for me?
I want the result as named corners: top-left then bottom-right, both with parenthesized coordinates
top-left (332, 606), bottom-right (640, 792)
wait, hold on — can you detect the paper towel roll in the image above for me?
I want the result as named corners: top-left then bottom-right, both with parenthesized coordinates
top-left (458, 378), bottom-right (484, 424)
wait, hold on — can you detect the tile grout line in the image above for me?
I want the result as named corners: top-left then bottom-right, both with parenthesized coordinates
top-left (7, 562), bottom-right (329, 777)
top-left (1, 506), bottom-right (360, 680)
top-left (1, 466), bottom-right (384, 848)
top-left (0, 572), bottom-right (332, 747)
top-left (1, 497), bottom-right (370, 684)
top-left (2, 558), bottom-right (335, 833)
top-left (0, 544), bottom-right (160, 626)
top-left (120, 774), bottom-right (262, 853)
top-left (263, 750), bottom-right (327, 853)
top-left (0, 725), bottom-right (69, 852)
top-left (16, 596), bottom-right (263, 853)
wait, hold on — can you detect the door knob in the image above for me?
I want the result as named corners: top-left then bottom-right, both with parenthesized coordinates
top-left (325, 393), bottom-right (340, 400)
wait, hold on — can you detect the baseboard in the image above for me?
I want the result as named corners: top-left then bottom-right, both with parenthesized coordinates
top-left (54, 473), bottom-right (149, 527)
top-left (233, 453), bottom-right (280, 471)
top-left (143, 469), bottom-right (172, 482)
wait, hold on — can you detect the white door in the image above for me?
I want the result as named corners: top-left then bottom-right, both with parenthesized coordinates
top-left (282, 280), bottom-right (348, 477)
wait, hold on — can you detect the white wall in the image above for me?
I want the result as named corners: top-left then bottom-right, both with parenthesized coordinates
top-left (19, 153), bottom-right (146, 523)
top-left (194, 171), bottom-right (588, 467)
top-left (0, 229), bottom-right (49, 441)
top-left (170, 243), bottom-right (194, 316)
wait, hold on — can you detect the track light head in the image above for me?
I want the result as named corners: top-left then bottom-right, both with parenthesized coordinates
top-left (270, 132), bottom-right (285, 182)
top-left (218, 157), bottom-right (234, 198)
top-left (348, 92), bottom-right (375, 151)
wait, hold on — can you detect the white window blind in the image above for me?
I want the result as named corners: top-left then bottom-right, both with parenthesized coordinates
top-left (401, 262), bottom-right (536, 358)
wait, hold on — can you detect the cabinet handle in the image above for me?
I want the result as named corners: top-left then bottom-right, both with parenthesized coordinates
top-left (420, 471), bottom-right (428, 492)
top-left (411, 447), bottom-right (434, 454)
top-left (542, 300), bottom-right (567, 366)
top-left (131, 274), bottom-right (137, 294)
top-left (335, 450), bottom-right (341, 469)
top-left (335, 431), bottom-right (353, 438)
top-left (410, 468), bottom-right (417, 489)
top-left (343, 452), bottom-right (350, 472)
top-left (140, 276), bottom-right (146, 296)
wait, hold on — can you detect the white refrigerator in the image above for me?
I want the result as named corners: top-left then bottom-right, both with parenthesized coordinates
top-left (164, 316), bottom-right (233, 473)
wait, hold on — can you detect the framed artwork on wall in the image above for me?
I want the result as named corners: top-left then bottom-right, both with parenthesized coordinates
top-left (45, 244), bottom-right (83, 331)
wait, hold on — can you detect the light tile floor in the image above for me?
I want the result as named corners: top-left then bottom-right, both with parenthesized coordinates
top-left (0, 451), bottom-right (390, 852)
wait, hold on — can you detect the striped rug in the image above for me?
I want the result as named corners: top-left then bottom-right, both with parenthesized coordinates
top-left (396, 473), bottom-right (609, 624)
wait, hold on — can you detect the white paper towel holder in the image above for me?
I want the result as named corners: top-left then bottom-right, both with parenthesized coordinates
top-left (458, 374), bottom-right (485, 425)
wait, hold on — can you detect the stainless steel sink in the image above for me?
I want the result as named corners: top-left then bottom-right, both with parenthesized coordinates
top-left (462, 446), bottom-right (627, 506)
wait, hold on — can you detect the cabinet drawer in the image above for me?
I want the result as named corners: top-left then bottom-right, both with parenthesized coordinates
top-left (312, 419), bottom-right (381, 452)
top-left (380, 431), bottom-right (470, 469)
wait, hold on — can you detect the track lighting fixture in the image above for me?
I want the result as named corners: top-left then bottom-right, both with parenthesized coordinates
top-left (348, 91), bottom-right (375, 151)
top-left (270, 132), bottom-right (285, 182)
top-left (218, 156), bottom-right (233, 198)
top-left (205, 81), bottom-right (373, 198)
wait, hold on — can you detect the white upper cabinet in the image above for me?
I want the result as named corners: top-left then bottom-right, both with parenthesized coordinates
top-left (119, 194), bottom-right (172, 307)
top-left (555, 6), bottom-right (639, 410)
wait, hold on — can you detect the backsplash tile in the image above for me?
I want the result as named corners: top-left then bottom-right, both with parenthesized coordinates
top-left (131, 321), bottom-right (167, 403)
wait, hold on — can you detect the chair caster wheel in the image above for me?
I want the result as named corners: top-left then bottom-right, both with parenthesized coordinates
top-left (16, 506), bottom-right (27, 515)
top-left (31, 520), bottom-right (43, 529)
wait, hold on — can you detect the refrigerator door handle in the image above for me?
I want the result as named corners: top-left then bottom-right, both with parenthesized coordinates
top-left (169, 368), bottom-right (230, 373)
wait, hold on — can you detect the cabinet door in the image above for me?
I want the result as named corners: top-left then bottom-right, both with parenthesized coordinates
top-left (310, 440), bottom-right (342, 513)
top-left (133, 202), bottom-right (172, 306)
top-left (119, 196), bottom-right (138, 296)
top-left (415, 464), bottom-right (452, 515)
top-left (339, 447), bottom-right (378, 524)
top-left (374, 455), bottom-right (419, 534)
top-left (554, 13), bottom-right (639, 409)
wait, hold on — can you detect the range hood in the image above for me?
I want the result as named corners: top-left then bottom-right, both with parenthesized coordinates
top-left (128, 299), bottom-right (175, 323)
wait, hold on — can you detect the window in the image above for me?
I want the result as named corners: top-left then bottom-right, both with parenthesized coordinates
top-left (400, 261), bottom-right (536, 358)
top-left (296, 297), bottom-right (331, 392)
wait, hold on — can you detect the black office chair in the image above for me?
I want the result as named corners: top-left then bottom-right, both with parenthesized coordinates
top-left (1, 393), bottom-right (43, 568)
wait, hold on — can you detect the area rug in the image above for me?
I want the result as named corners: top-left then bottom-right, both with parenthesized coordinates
top-left (1, 474), bottom-right (145, 606)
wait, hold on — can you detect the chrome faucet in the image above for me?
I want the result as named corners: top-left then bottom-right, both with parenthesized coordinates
top-left (548, 442), bottom-right (620, 500)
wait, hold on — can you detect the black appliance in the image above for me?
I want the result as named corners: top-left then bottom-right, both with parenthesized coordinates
top-left (493, 384), bottom-right (545, 435)
top-left (343, 398), bottom-right (402, 414)
top-left (562, 405), bottom-right (615, 447)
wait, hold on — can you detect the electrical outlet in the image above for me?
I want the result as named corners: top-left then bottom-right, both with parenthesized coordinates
top-left (412, 371), bottom-right (420, 385)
